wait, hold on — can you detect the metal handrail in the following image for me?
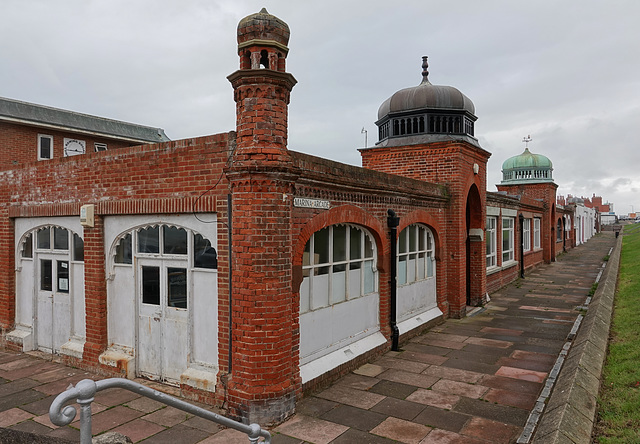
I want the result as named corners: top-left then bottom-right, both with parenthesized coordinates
top-left (49, 378), bottom-right (271, 444)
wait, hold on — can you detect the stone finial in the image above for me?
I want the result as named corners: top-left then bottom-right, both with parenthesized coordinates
top-left (421, 56), bottom-right (430, 84)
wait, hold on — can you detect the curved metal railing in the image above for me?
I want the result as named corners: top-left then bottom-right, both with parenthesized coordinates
top-left (49, 378), bottom-right (271, 444)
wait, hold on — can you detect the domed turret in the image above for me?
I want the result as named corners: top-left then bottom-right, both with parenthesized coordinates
top-left (228, 9), bottom-right (297, 158)
top-left (236, 8), bottom-right (290, 71)
top-left (501, 138), bottom-right (553, 184)
top-left (375, 57), bottom-right (478, 146)
top-left (237, 8), bottom-right (290, 48)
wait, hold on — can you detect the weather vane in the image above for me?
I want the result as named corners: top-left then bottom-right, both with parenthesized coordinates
top-left (522, 134), bottom-right (532, 149)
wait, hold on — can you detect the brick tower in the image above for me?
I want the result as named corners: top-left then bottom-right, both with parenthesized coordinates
top-left (497, 139), bottom-right (558, 262)
top-left (360, 57), bottom-right (490, 317)
top-left (225, 9), bottom-right (299, 424)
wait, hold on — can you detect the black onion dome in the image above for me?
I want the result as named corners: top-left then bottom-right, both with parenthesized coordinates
top-left (377, 83), bottom-right (475, 121)
top-left (374, 56), bottom-right (478, 145)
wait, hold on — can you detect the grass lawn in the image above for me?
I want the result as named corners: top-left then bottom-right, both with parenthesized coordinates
top-left (595, 224), bottom-right (640, 442)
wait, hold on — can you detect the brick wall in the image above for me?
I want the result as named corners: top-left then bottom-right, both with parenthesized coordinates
top-left (0, 133), bottom-right (232, 334)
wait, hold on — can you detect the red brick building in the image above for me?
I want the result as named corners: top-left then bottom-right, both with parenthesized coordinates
top-left (0, 8), bottom-right (582, 424)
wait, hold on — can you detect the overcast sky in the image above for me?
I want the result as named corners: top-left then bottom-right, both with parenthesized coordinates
top-left (2, 0), bottom-right (639, 215)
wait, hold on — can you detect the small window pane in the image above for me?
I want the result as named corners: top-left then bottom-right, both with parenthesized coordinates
top-left (164, 226), bottom-right (187, 255)
top-left (168, 267), bottom-right (187, 309)
top-left (332, 225), bottom-right (347, 262)
top-left (22, 233), bottom-right (33, 258)
top-left (303, 240), bottom-right (311, 266)
top-left (364, 234), bottom-right (374, 258)
top-left (39, 136), bottom-right (52, 159)
top-left (314, 228), bottom-right (330, 264)
top-left (409, 226), bottom-right (417, 251)
top-left (364, 260), bottom-right (375, 294)
top-left (418, 228), bottom-right (426, 251)
top-left (142, 266), bottom-right (160, 305)
top-left (73, 233), bottom-right (84, 261)
top-left (138, 226), bottom-right (159, 253)
top-left (57, 261), bottom-right (69, 293)
top-left (115, 233), bottom-right (132, 264)
top-left (398, 255), bottom-right (407, 285)
top-left (331, 266), bottom-right (346, 304)
top-left (417, 253), bottom-right (426, 280)
top-left (502, 230), bottom-right (511, 252)
top-left (54, 228), bottom-right (69, 250)
top-left (350, 230), bottom-right (361, 260)
top-left (37, 228), bottom-right (51, 249)
top-left (194, 234), bottom-right (217, 269)
top-left (399, 229), bottom-right (407, 254)
top-left (41, 259), bottom-right (52, 291)
top-left (300, 276), bottom-right (310, 313)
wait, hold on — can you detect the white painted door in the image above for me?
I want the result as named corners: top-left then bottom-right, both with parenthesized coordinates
top-left (36, 255), bottom-right (71, 353)
top-left (137, 259), bottom-right (189, 384)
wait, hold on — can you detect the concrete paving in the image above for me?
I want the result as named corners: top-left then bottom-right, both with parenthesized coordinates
top-left (0, 232), bottom-right (617, 443)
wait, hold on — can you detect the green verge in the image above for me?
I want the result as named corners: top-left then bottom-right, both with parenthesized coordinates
top-left (596, 225), bottom-right (640, 443)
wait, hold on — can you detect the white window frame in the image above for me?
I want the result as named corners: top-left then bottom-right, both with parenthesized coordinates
top-left (300, 224), bottom-right (377, 314)
top-left (486, 216), bottom-right (497, 268)
top-left (534, 218), bottom-right (541, 249)
top-left (397, 224), bottom-right (435, 286)
top-left (112, 224), bottom-right (217, 271)
top-left (95, 143), bottom-right (108, 152)
top-left (38, 134), bottom-right (53, 160)
top-left (523, 218), bottom-right (531, 252)
top-left (502, 217), bottom-right (514, 263)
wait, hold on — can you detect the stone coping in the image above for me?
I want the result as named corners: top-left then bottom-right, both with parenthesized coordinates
top-left (531, 234), bottom-right (621, 443)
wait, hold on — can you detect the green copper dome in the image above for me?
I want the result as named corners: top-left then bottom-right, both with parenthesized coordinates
top-left (501, 147), bottom-right (553, 184)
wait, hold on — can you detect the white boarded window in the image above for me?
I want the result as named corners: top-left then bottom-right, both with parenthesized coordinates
top-left (397, 224), bottom-right (435, 285)
top-left (300, 224), bottom-right (377, 314)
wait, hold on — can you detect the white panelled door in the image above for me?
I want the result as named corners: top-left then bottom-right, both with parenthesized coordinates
top-left (36, 254), bottom-right (71, 353)
top-left (137, 259), bottom-right (189, 384)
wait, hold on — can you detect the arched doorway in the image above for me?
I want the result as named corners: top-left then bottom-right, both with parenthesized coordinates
top-left (465, 185), bottom-right (483, 307)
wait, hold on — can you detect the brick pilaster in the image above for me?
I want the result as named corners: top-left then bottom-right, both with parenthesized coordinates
top-left (82, 215), bottom-right (108, 363)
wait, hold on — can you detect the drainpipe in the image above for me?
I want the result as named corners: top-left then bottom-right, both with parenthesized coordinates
top-left (387, 209), bottom-right (400, 351)
top-left (519, 213), bottom-right (525, 279)
top-left (227, 193), bottom-right (233, 373)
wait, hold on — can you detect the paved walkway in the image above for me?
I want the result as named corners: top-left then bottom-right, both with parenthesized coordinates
top-left (0, 232), bottom-right (616, 443)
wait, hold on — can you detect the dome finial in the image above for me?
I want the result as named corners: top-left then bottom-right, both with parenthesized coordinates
top-left (421, 56), bottom-right (430, 85)
top-left (522, 134), bottom-right (532, 151)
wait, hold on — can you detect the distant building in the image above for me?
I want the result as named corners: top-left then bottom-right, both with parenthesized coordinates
top-left (0, 96), bottom-right (169, 168)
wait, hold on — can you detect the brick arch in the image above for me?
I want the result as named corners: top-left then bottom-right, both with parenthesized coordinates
top-left (293, 205), bottom-right (387, 266)
top-left (465, 182), bottom-right (483, 230)
top-left (292, 205), bottom-right (387, 291)
top-left (398, 210), bottom-right (443, 262)
top-left (465, 182), bottom-right (485, 307)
